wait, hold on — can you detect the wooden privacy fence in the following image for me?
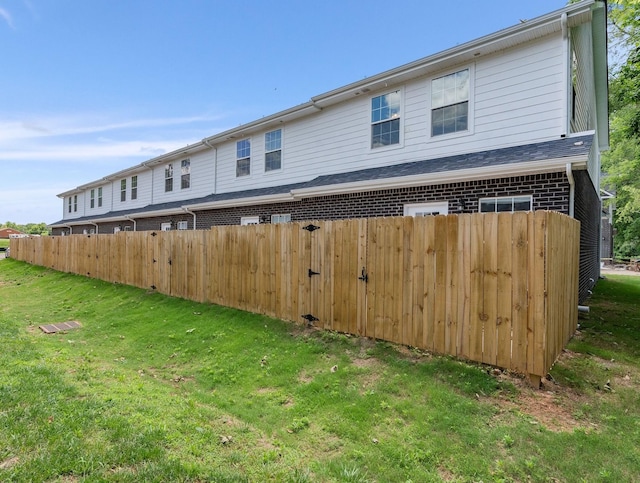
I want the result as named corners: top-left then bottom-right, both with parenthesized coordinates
top-left (11, 212), bottom-right (579, 384)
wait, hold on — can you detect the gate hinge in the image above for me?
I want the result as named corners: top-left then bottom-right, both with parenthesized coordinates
top-left (308, 268), bottom-right (320, 277)
top-left (358, 267), bottom-right (369, 283)
top-left (302, 224), bottom-right (320, 232)
top-left (301, 314), bottom-right (319, 325)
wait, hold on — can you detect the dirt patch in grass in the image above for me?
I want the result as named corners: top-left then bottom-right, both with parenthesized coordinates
top-left (490, 365), bottom-right (590, 433)
top-left (0, 456), bottom-right (19, 470)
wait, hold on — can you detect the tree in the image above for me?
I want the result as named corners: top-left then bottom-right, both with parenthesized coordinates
top-left (603, 0), bottom-right (640, 258)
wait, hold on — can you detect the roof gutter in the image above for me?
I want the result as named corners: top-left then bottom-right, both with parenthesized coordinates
top-left (291, 155), bottom-right (589, 200)
top-left (185, 192), bottom-right (294, 211)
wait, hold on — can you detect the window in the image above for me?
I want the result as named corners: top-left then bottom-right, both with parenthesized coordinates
top-left (479, 195), bottom-right (532, 213)
top-left (124, 226), bottom-right (132, 232)
top-left (431, 69), bottom-right (469, 136)
top-left (68, 197), bottom-right (72, 213)
top-left (120, 179), bottom-right (126, 202)
top-left (177, 221), bottom-right (188, 230)
top-left (265, 129), bottom-right (282, 171)
top-left (73, 195), bottom-right (78, 212)
top-left (161, 222), bottom-right (172, 231)
top-left (165, 164), bottom-right (173, 192)
top-left (271, 214), bottom-right (291, 224)
top-left (404, 202), bottom-right (449, 216)
top-left (181, 159), bottom-right (190, 189)
top-left (236, 139), bottom-right (251, 177)
top-left (98, 187), bottom-right (103, 207)
top-left (90, 189), bottom-right (95, 209)
top-left (241, 216), bottom-right (260, 226)
top-left (371, 90), bottom-right (401, 148)
top-left (131, 176), bottom-right (137, 200)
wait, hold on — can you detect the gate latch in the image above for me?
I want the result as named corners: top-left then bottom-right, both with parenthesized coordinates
top-left (308, 268), bottom-right (320, 277)
top-left (301, 314), bottom-right (319, 325)
top-left (358, 267), bottom-right (369, 283)
top-left (302, 224), bottom-right (320, 232)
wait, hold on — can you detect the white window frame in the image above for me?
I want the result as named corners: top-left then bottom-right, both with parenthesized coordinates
top-left (131, 175), bottom-right (138, 200)
top-left (236, 139), bottom-right (251, 177)
top-left (271, 214), bottom-right (291, 224)
top-left (429, 66), bottom-right (474, 139)
top-left (404, 202), bottom-right (449, 217)
top-left (165, 164), bottom-right (173, 192)
top-left (478, 195), bottom-right (533, 213)
top-left (177, 221), bottom-right (188, 230)
top-left (120, 179), bottom-right (126, 202)
top-left (98, 187), bottom-right (103, 207)
top-left (370, 89), bottom-right (402, 150)
top-left (264, 129), bottom-right (282, 172)
top-left (90, 189), bottom-right (95, 209)
top-left (241, 216), bottom-right (260, 226)
top-left (181, 159), bottom-right (190, 189)
top-left (161, 222), bottom-right (172, 231)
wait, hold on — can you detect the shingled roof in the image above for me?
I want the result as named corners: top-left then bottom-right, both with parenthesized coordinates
top-left (50, 134), bottom-right (593, 226)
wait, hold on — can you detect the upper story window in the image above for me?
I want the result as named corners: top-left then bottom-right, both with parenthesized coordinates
top-left (73, 195), bottom-right (78, 212)
top-left (431, 69), bottom-right (469, 136)
top-left (90, 189), bottom-right (95, 209)
top-left (371, 90), bottom-right (401, 148)
top-left (479, 195), bottom-right (532, 213)
top-left (165, 164), bottom-right (173, 192)
top-left (131, 176), bottom-right (138, 200)
top-left (236, 139), bottom-right (251, 177)
top-left (68, 197), bottom-right (72, 213)
top-left (181, 159), bottom-right (190, 189)
top-left (265, 129), bottom-right (282, 172)
top-left (98, 187), bottom-right (103, 207)
top-left (120, 179), bottom-right (126, 202)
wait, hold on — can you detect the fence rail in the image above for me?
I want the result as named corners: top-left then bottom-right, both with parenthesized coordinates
top-left (11, 212), bottom-right (579, 384)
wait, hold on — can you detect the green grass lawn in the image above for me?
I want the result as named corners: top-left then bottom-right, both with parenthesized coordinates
top-left (1, 259), bottom-right (639, 482)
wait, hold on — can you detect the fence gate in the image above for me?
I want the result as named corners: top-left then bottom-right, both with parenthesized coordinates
top-left (298, 220), bottom-right (368, 336)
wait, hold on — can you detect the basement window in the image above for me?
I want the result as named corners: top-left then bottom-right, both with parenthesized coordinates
top-left (271, 214), bottom-right (291, 224)
top-left (479, 195), bottom-right (532, 213)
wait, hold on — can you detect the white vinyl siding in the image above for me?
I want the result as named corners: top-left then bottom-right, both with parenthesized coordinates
top-left (61, 33), bottom-right (570, 215)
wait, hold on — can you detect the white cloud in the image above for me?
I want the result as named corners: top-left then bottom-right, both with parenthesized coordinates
top-left (0, 138), bottom-right (198, 162)
top-left (0, 112), bottom-right (224, 143)
top-left (0, 7), bottom-right (14, 29)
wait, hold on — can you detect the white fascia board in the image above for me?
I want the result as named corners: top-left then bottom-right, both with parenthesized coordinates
top-left (185, 193), bottom-right (294, 211)
top-left (202, 102), bottom-right (319, 146)
top-left (291, 156), bottom-right (588, 199)
top-left (311, 1), bottom-right (595, 107)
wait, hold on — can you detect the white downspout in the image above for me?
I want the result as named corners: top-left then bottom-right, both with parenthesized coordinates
top-left (566, 163), bottom-right (575, 218)
top-left (183, 207), bottom-right (197, 230)
top-left (124, 216), bottom-right (137, 232)
top-left (89, 221), bottom-right (99, 234)
top-left (561, 12), bottom-right (569, 137)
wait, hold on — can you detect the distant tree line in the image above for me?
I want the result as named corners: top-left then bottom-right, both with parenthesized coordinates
top-left (603, 0), bottom-right (640, 258)
top-left (2, 221), bottom-right (49, 236)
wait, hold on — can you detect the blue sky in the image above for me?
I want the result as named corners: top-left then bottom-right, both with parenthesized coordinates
top-left (1, 0), bottom-right (567, 225)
